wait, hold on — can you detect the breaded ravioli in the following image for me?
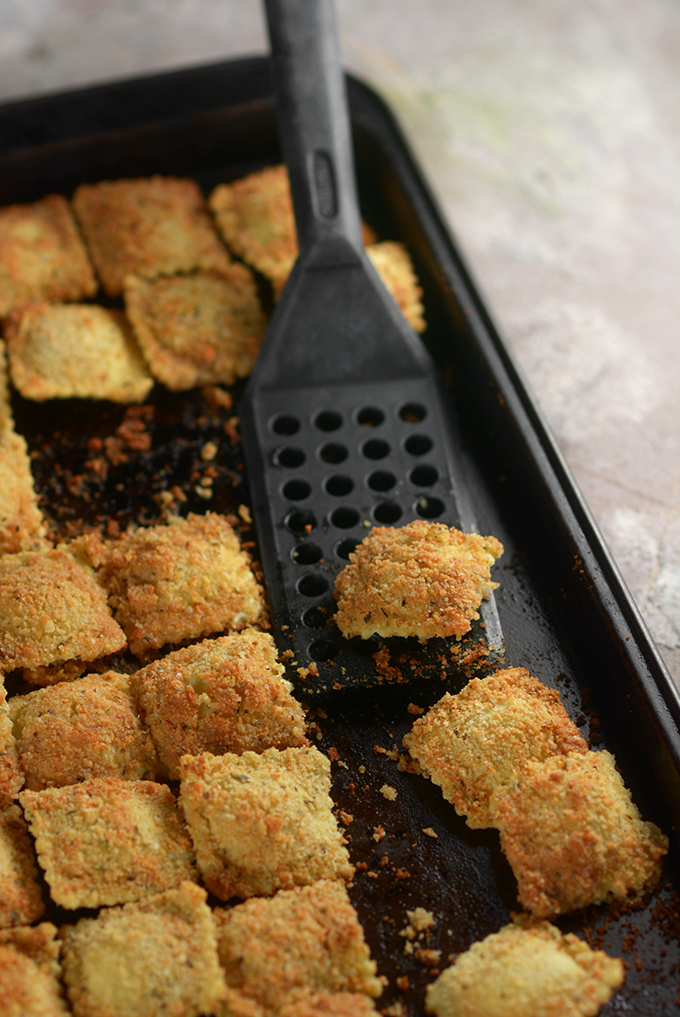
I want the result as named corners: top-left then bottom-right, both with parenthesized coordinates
top-left (59, 882), bottom-right (226, 1017)
top-left (0, 547), bottom-right (126, 676)
top-left (334, 520), bottom-right (503, 641)
top-left (213, 880), bottom-right (382, 1015)
top-left (495, 751), bottom-right (668, 918)
top-left (135, 631), bottom-right (308, 780)
top-left (74, 513), bottom-right (264, 656)
top-left (0, 340), bottom-right (11, 426)
top-left (179, 747), bottom-right (353, 900)
top-left (365, 240), bottom-right (425, 333)
top-left (0, 797), bottom-right (45, 929)
top-left (0, 923), bottom-right (70, 1016)
top-left (0, 193), bottom-right (97, 317)
top-left (0, 428), bottom-right (46, 554)
top-left (425, 918), bottom-right (624, 1017)
top-left (4, 302), bottom-right (153, 403)
top-left (403, 668), bottom-right (588, 828)
top-left (124, 267), bottom-right (266, 390)
top-left (72, 175), bottom-right (230, 296)
top-left (9, 672), bottom-right (160, 791)
top-left (0, 682), bottom-right (22, 797)
top-left (20, 778), bottom-right (197, 910)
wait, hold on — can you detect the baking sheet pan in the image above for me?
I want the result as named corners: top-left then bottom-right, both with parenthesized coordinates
top-left (2, 56), bottom-right (680, 1014)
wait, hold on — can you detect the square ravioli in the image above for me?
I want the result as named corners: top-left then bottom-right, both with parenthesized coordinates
top-left (0, 193), bottom-right (97, 317)
top-left (135, 631), bottom-right (308, 780)
top-left (0, 547), bottom-right (126, 675)
top-left (0, 923), bottom-right (70, 1017)
top-left (402, 668), bottom-right (588, 828)
top-left (179, 747), bottom-right (353, 900)
top-left (213, 880), bottom-right (382, 1015)
top-left (278, 991), bottom-right (381, 1016)
top-left (59, 882), bottom-right (226, 1017)
top-left (0, 340), bottom-right (11, 425)
top-left (0, 428), bottom-right (46, 554)
top-left (334, 520), bottom-right (503, 641)
top-left (72, 175), bottom-right (230, 296)
top-left (20, 777), bottom-right (197, 909)
top-left (3, 302), bottom-right (153, 403)
top-left (74, 513), bottom-right (264, 656)
top-left (0, 681), bottom-right (22, 796)
top-left (124, 267), bottom-right (265, 390)
top-left (0, 797), bottom-right (45, 928)
top-left (9, 672), bottom-right (160, 791)
top-left (494, 750), bottom-right (669, 918)
top-left (424, 918), bottom-right (624, 1017)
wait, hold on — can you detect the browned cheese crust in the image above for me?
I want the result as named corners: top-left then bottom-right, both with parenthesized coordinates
top-left (0, 681), bottom-right (23, 796)
top-left (0, 797), bottom-right (45, 928)
top-left (9, 672), bottom-right (160, 791)
top-left (124, 268), bottom-right (266, 390)
top-left (494, 751), bottom-right (669, 918)
top-left (334, 520), bottom-right (503, 641)
top-left (72, 176), bottom-right (231, 297)
top-left (20, 778), bottom-right (198, 910)
top-left (403, 667), bottom-right (588, 828)
top-left (179, 747), bottom-right (353, 900)
top-left (213, 880), bottom-right (382, 1016)
top-left (0, 547), bottom-right (126, 674)
top-left (0, 427), bottom-right (46, 554)
top-left (0, 193), bottom-right (97, 317)
top-left (74, 513), bottom-right (264, 656)
top-left (135, 631), bottom-right (308, 780)
top-left (0, 922), bottom-right (70, 1017)
top-left (59, 882), bottom-right (226, 1017)
top-left (3, 302), bottom-right (153, 403)
top-left (424, 917), bottom-right (624, 1017)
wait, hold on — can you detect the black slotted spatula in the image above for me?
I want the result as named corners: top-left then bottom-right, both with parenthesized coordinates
top-left (240, 0), bottom-right (503, 694)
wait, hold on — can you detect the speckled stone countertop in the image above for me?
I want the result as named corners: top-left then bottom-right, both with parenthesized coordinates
top-left (1, 0), bottom-right (679, 685)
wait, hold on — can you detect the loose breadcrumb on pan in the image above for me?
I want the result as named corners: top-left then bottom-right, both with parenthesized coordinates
top-left (72, 175), bottom-right (231, 297)
top-left (424, 916), bottom-right (624, 1017)
top-left (334, 520), bottom-right (503, 641)
top-left (0, 193), bottom-right (97, 317)
top-left (19, 777), bottom-right (198, 910)
top-left (134, 630), bottom-right (308, 780)
top-left (59, 882), bottom-right (226, 1017)
top-left (0, 681), bottom-right (23, 796)
top-left (0, 923), bottom-right (70, 1017)
top-left (123, 267), bottom-right (266, 390)
top-left (494, 750), bottom-right (668, 918)
top-left (179, 747), bottom-right (353, 900)
top-left (0, 428), bottom-right (47, 554)
top-left (9, 672), bottom-right (160, 791)
top-left (403, 667), bottom-right (588, 828)
top-left (3, 302), bottom-right (153, 403)
top-left (71, 513), bottom-right (264, 656)
top-left (213, 880), bottom-right (382, 1014)
top-left (0, 796), bottom-right (45, 929)
top-left (0, 547), bottom-right (126, 673)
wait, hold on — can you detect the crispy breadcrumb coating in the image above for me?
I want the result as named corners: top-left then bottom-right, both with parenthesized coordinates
top-left (0, 681), bottom-right (22, 797)
top-left (124, 268), bottom-right (265, 390)
top-left (0, 797), bottom-right (45, 928)
top-left (0, 193), bottom-right (97, 317)
top-left (72, 513), bottom-right (264, 656)
top-left (0, 428), bottom-right (46, 554)
top-left (277, 990), bottom-right (381, 1016)
top-left (213, 880), bottom-right (382, 1015)
top-left (424, 917), bottom-right (624, 1017)
top-left (365, 240), bottom-right (425, 333)
top-left (403, 668), bottom-right (588, 828)
top-left (495, 751), bottom-right (668, 918)
top-left (72, 176), bottom-right (230, 297)
top-left (20, 778), bottom-right (198, 910)
top-left (3, 302), bottom-right (153, 403)
top-left (59, 882), bottom-right (226, 1017)
top-left (135, 631), bottom-right (308, 780)
top-left (0, 923), bottom-right (70, 1016)
top-left (9, 672), bottom-right (160, 791)
top-left (334, 520), bottom-right (503, 641)
top-left (0, 548), bottom-right (126, 673)
top-left (179, 747), bottom-right (353, 900)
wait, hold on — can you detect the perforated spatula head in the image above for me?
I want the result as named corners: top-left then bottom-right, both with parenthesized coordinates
top-left (240, 0), bottom-right (503, 694)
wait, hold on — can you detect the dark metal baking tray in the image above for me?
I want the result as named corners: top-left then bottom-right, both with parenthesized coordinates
top-left (2, 56), bottom-right (680, 1015)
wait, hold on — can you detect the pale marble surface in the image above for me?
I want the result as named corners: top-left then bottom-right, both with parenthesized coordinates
top-left (1, 0), bottom-right (679, 684)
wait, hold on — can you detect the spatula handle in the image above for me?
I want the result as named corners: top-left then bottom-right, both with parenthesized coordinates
top-left (264, 0), bottom-right (364, 263)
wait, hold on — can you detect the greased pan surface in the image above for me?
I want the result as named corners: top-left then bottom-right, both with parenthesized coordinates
top-left (2, 56), bottom-right (680, 1014)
